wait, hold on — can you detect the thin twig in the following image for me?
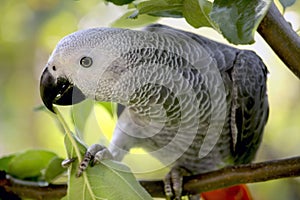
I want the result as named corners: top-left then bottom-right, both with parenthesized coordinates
top-left (257, 2), bottom-right (300, 79)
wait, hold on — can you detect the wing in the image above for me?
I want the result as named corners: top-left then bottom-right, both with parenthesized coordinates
top-left (231, 50), bottom-right (269, 164)
top-left (145, 24), bottom-right (269, 164)
top-left (143, 24), bottom-right (239, 72)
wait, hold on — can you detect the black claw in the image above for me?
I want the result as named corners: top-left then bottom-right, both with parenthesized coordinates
top-left (61, 158), bottom-right (76, 168)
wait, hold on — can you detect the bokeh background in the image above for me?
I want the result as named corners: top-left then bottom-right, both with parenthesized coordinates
top-left (0, 0), bottom-right (299, 199)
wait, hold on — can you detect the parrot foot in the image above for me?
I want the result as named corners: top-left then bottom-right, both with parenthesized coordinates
top-left (76, 144), bottom-right (113, 177)
top-left (164, 166), bottom-right (195, 200)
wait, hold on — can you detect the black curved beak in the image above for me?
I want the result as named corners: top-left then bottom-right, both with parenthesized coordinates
top-left (40, 68), bottom-right (85, 113)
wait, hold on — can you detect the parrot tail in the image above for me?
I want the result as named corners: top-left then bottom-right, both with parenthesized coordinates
top-left (201, 184), bottom-right (253, 200)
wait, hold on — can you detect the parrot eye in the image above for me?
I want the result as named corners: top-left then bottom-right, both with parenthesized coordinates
top-left (80, 56), bottom-right (93, 68)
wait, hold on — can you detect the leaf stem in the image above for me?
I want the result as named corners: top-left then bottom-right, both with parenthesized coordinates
top-left (54, 107), bottom-right (96, 200)
top-left (54, 107), bottom-right (82, 163)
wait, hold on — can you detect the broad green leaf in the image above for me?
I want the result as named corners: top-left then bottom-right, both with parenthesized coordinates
top-left (165, 0), bottom-right (183, 3)
top-left (112, 10), bottom-right (159, 29)
top-left (98, 102), bottom-right (117, 117)
top-left (183, 0), bottom-right (212, 28)
top-left (63, 130), bottom-right (152, 199)
top-left (106, 0), bottom-right (135, 6)
top-left (64, 132), bottom-right (87, 159)
top-left (210, 0), bottom-right (272, 44)
top-left (57, 106), bottom-right (152, 200)
top-left (132, 0), bottom-right (183, 18)
top-left (44, 156), bottom-right (66, 183)
top-left (0, 154), bottom-right (15, 171)
top-left (7, 150), bottom-right (57, 179)
top-left (279, 0), bottom-right (296, 9)
top-left (94, 103), bottom-right (118, 142)
top-left (146, 10), bottom-right (183, 18)
top-left (71, 99), bottom-right (94, 134)
top-left (67, 159), bottom-right (153, 200)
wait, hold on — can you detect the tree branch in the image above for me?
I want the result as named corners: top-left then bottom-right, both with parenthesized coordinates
top-left (0, 171), bottom-right (67, 200)
top-left (140, 156), bottom-right (300, 197)
top-left (1, 156), bottom-right (300, 199)
top-left (257, 2), bottom-right (300, 79)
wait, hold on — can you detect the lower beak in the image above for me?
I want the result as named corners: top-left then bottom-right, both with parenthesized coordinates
top-left (40, 68), bottom-right (85, 113)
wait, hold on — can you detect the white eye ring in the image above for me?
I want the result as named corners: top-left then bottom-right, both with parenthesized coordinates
top-left (80, 56), bottom-right (93, 68)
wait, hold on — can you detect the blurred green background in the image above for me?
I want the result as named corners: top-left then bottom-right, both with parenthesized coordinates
top-left (0, 0), bottom-right (299, 199)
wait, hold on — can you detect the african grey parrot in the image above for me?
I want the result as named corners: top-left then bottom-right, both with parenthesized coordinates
top-left (40, 24), bottom-right (269, 199)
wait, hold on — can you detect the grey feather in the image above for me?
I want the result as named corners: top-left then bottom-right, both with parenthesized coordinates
top-left (107, 24), bottom-right (268, 173)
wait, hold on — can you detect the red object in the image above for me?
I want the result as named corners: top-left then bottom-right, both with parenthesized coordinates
top-left (201, 184), bottom-right (253, 200)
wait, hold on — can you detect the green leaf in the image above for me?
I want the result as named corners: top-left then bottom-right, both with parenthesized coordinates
top-left (64, 132), bottom-right (87, 159)
top-left (44, 156), bottom-right (66, 183)
top-left (134, 0), bottom-right (183, 18)
top-left (279, 0), bottom-right (296, 9)
top-left (98, 102), bottom-right (117, 117)
top-left (71, 99), bottom-right (94, 134)
top-left (67, 159), bottom-right (153, 200)
top-left (106, 0), bottom-right (135, 6)
top-left (62, 126), bottom-right (152, 199)
top-left (183, 0), bottom-right (213, 28)
top-left (210, 0), bottom-right (272, 44)
top-left (112, 10), bottom-right (159, 29)
top-left (56, 106), bottom-right (152, 199)
top-left (7, 150), bottom-right (57, 179)
top-left (0, 155), bottom-right (16, 171)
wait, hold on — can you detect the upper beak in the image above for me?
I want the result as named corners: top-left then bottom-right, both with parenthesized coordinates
top-left (40, 68), bottom-right (85, 113)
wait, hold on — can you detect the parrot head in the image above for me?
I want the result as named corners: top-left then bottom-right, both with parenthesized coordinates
top-left (40, 67), bottom-right (85, 113)
top-left (40, 28), bottom-right (126, 113)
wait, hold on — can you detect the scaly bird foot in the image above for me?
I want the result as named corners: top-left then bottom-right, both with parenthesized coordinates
top-left (164, 166), bottom-right (191, 200)
top-left (77, 144), bottom-right (113, 177)
top-left (61, 144), bottom-right (113, 177)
